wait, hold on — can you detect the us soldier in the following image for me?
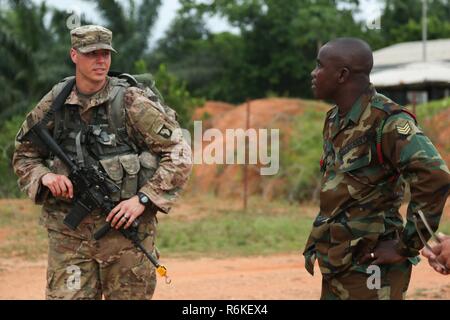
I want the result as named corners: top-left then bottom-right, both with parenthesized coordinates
top-left (12, 25), bottom-right (192, 299)
top-left (303, 38), bottom-right (450, 300)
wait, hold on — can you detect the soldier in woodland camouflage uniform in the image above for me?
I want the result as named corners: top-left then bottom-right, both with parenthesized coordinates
top-left (303, 38), bottom-right (450, 300)
top-left (12, 25), bottom-right (192, 299)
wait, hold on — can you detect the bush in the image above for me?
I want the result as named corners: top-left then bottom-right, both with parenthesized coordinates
top-left (281, 107), bottom-right (324, 202)
top-left (0, 115), bottom-right (26, 198)
top-left (153, 64), bottom-right (204, 131)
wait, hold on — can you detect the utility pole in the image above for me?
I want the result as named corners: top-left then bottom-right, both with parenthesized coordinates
top-left (422, 0), bottom-right (428, 62)
top-left (243, 99), bottom-right (250, 212)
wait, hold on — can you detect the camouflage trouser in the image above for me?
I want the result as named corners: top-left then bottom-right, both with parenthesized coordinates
top-left (45, 214), bottom-right (158, 300)
top-left (320, 260), bottom-right (412, 300)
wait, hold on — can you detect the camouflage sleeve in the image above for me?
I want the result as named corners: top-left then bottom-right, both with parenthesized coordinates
top-left (124, 87), bottom-right (192, 213)
top-left (381, 112), bottom-right (450, 256)
top-left (12, 90), bottom-right (54, 204)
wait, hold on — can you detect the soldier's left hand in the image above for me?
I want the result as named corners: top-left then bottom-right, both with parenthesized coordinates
top-left (359, 240), bottom-right (407, 265)
top-left (106, 196), bottom-right (146, 230)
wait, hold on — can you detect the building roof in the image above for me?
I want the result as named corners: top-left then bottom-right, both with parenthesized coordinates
top-left (373, 38), bottom-right (450, 70)
top-left (371, 61), bottom-right (450, 87)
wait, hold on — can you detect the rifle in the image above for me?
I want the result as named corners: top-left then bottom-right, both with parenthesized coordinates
top-left (19, 79), bottom-right (171, 284)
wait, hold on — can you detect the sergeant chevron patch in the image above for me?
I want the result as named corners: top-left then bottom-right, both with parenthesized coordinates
top-left (397, 122), bottom-right (411, 135)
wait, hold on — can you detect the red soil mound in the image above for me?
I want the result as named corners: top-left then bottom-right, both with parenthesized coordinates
top-left (189, 98), bottom-right (330, 199)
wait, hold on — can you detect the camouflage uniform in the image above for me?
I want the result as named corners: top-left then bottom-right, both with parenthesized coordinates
top-left (303, 84), bottom-right (450, 300)
top-left (12, 25), bottom-right (192, 300)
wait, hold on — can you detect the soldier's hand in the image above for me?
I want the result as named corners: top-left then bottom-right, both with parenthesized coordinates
top-left (435, 236), bottom-right (450, 275)
top-left (359, 240), bottom-right (407, 265)
top-left (41, 173), bottom-right (73, 199)
top-left (422, 245), bottom-right (444, 274)
top-left (422, 245), bottom-right (449, 275)
top-left (106, 196), bottom-right (145, 230)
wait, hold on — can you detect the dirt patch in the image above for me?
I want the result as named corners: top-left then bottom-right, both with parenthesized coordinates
top-left (190, 98), bottom-right (330, 199)
top-left (0, 199), bottom-right (35, 214)
top-left (192, 101), bottom-right (235, 128)
top-left (0, 229), bottom-right (11, 243)
top-left (0, 254), bottom-right (449, 300)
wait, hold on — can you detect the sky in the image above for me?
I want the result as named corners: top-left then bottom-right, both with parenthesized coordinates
top-left (33, 0), bottom-right (383, 47)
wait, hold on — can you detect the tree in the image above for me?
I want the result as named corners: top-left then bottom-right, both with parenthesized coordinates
top-left (152, 0), bottom-right (363, 102)
top-left (0, 0), bottom-right (75, 124)
top-left (93, 0), bottom-right (162, 73)
top-left (372, 0), bottom-right (450, 48)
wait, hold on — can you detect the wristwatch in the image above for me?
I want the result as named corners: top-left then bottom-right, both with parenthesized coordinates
top-left (137, 192), bottom-right (150, 206)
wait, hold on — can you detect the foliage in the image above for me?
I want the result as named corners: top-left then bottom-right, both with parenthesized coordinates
top-left (0, 0), bottom-right (73, 126)
top-left (153, 0), bottom-right (365, 102)
top-left (153, 64), bottom-right (204, 130)
top-left (0, 115), bottom-right (25, 198)
top-left (281, 107), bottom-right (325, 202)
top-left (411, 97), bottom-right (450, 121)
top-left (366, 0), bottom-right (450, 50)
top-left (94, 0), bottom-right (162, 73)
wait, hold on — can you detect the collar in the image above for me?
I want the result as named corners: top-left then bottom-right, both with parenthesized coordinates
top-left (339, 84), bottom-right (376, 127)
top-left (65, 77), bottom-right (112, 111)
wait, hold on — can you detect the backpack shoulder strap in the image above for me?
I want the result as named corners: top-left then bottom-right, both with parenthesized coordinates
top-left (108, 76), bottom-right (130, 133)
top-left (51, 76), bottom-right (75, 101)
top-left (45, 77), bottom-right (76, 141)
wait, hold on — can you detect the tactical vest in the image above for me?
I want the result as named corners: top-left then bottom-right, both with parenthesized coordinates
top-left (48, 75), bottom-right (166, 202)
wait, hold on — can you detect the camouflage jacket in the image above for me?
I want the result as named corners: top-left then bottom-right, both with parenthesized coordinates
top-left (13, 77), bottom-right (192, 224)
top-left (303, 84), bottom-right (450, 276)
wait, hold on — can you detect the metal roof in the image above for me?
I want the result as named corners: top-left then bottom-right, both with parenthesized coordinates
top-left (371, 61), bottom-right (450, 87)
top-left (373, 38), bottom-right (450, 69)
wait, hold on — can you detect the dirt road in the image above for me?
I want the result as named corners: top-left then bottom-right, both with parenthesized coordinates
top-left (0, 253), bottom-right (449, 300)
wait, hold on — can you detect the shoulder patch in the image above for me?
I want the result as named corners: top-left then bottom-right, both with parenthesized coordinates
top-left (157, 124), bottom-right (173, 139)
top-left (396, 121), bottom-right (412, 135)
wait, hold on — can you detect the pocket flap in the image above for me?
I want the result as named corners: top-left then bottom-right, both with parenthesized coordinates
top-left (139, 151), bottom-right (159, 169)
top-left (339, 148), bottom-right (371, 173)
top-left (119, 154), bottom-right (141, 175)
top-left (99, 156), bottom-right (123, 181)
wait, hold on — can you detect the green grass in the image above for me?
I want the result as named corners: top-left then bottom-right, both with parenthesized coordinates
top-left (408, 97), bottom-right (450, 121)
top-left (0, 198), bottom-right (314, 260)
top-left (157, 210), bottom-right (313, 258)
top-left (0, 201), bottom-right (47, 259)
top-left (1, 198), bottom-right (449, 261)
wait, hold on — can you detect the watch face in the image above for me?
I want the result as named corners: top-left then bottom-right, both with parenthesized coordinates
top-left (140, 195), bottom-right (149, 204)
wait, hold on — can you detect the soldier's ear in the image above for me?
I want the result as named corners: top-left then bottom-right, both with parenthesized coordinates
top-left (70, 48), bottom-right (78, 64)
top-left (337, 67), bottom-right (350, 84)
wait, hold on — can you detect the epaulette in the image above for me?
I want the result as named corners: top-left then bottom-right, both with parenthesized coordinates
top-left (371, 93), bottom-right (417, 167)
